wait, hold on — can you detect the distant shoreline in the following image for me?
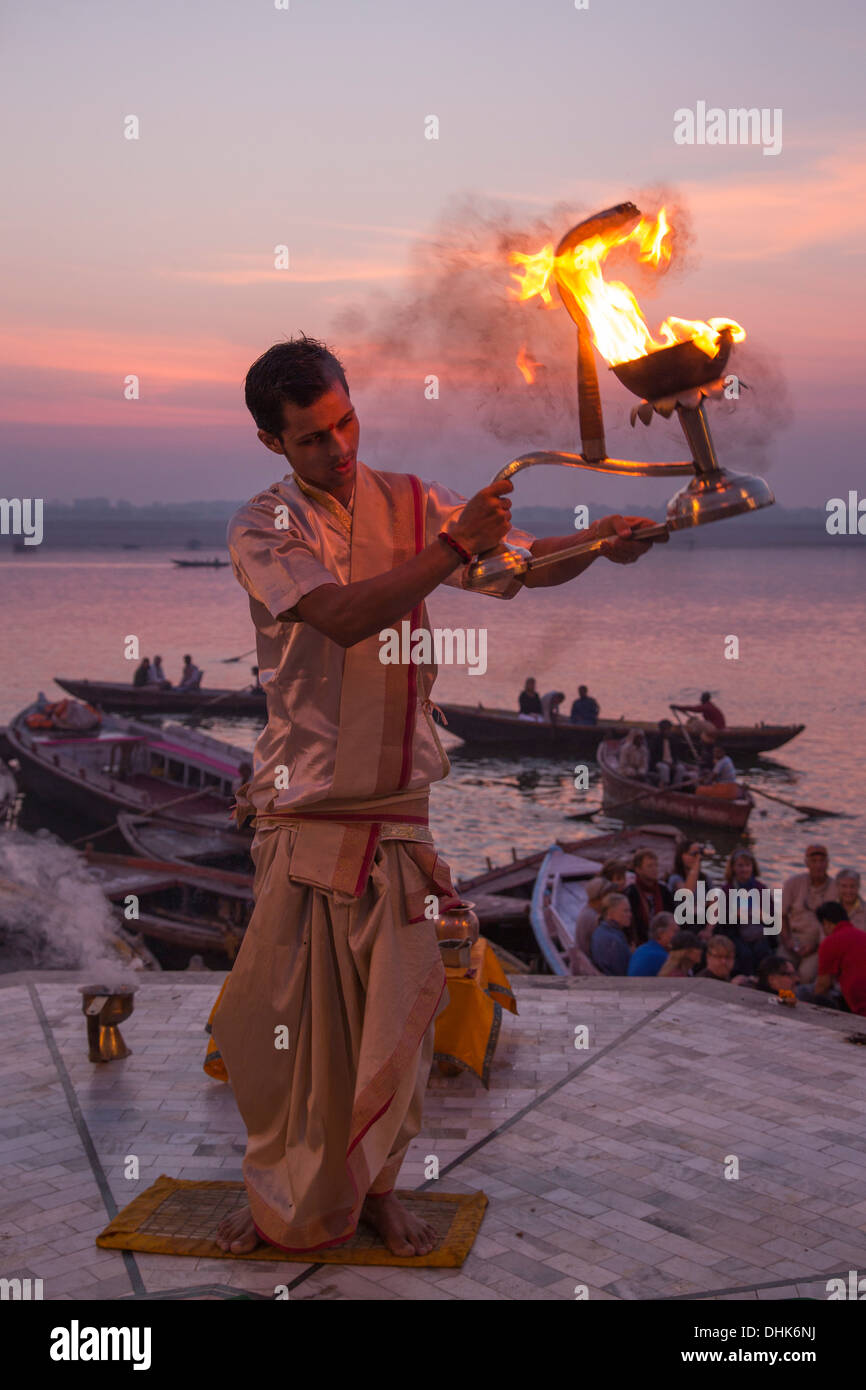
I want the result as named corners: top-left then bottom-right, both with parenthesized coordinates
top-left (1, 505), bottom-right (862, 552)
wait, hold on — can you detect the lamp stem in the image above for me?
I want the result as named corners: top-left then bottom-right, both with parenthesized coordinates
top-left (676, 403), bottom-right (720, 476)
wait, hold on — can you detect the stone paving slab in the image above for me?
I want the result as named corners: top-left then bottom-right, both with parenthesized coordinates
top-left (1, 970), bottom-right (865, 1300)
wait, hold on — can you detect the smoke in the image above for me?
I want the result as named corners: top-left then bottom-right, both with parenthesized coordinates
top-left (0, 829), bottom-right (138, 977)
top-left (706, 344), bottom-right (791, 470)
top-left (332, 188), bottom-right (788, 470)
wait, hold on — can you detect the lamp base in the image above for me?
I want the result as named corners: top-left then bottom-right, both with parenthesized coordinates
top-left (666, 468), bottom-right (775, 530)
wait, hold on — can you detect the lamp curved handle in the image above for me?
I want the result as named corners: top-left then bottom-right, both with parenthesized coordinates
top-left (492, 450), bottom-right (695, 483)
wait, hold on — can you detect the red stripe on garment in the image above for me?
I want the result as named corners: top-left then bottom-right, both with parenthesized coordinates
top-left (398, 475), bottom-right (425, 790)
top-left (277, 810), bottom-right (429, 825)
top-left (251, 1219), bottom-right (356, 1255)
top-left (352, 823), bottom-right (381, 896)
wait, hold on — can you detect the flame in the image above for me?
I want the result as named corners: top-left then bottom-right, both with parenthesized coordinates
top-left (515, 344), bottom-right (541, 383)
top-left (509, 209), bottom-right (744, 366)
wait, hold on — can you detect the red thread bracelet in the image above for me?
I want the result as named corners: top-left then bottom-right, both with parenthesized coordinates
top-left (438, 530), bottom-right (472, 564)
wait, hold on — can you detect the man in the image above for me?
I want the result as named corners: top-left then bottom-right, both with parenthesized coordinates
top-left (570, 685), bottom-right (600, 726)
top-left (147, 655), bottom-right (171, 689)
top-left (590, 894), bottom-right (633, 976)
top-left (540, 689), bottom-right (566, 724)
top-left (627, 911), bottom-right (676, 976)
top-left (177, 654), bottom-right (203, 690)
top-left (781, 844), bottom-right (839, 983)
top-left (671, 691), bottom-right (725, 730)
top-left (742, 955), bottom-right (799, 995)
top-left (571, 876), bottom-right (611, 971)
top-left (518, 677), bottom-right (542, 719)
top-left (707, 743), bottom-right (737, 784)
top-left (696, 934), bottom-right (742, 983)
top-left (799, 901), bottom-right (866, 1016)
top-left (836, 868), bottom-right (866, 931)
top-left (626, 849), bottom-right (675, 945)
top-left (647, 718), bottom-right (676, 785)
top-left (212, 335), bottom-right (664, 1258)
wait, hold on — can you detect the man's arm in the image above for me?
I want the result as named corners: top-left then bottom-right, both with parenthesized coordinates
top-left (294, 481), bottom-right (512, 647)
top-left (520, 516), bottom-right (668, 588)
top-left (812, 972), bottom-right (834, 998)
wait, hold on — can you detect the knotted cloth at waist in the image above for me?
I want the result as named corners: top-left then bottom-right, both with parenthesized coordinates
top-left (238, 788), bottom-right (456, 913)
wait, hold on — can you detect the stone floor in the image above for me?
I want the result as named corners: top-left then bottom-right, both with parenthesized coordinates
top-left (2, 969), bottom-right (865, 1301)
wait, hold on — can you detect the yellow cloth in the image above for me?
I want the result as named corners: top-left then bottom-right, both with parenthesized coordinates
top-left (206, 936), bottom-right (518, 1091)
top-left (433, 937), bottom-right (517, 1088)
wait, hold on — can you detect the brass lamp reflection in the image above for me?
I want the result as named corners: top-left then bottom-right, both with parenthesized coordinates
top-left (463, 202), bottom-right (774, 594)
top-left (79, 984), bottom-right (136, 1062)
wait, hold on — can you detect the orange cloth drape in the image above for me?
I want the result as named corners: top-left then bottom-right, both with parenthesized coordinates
top-left (432, 937), bottom-right (517, 1089)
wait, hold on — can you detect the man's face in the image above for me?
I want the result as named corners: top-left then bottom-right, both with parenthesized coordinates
top-left (260, 381), bottom-right (359, 499)
top-left (838, 875), bottom-right (859, 906)
top-left (806, 849), bottom-right (828, 880)
top-left (659, 923), bottom-right (677, 950)
top-left (607, 899), bottom-right (632, 929)
top-left (705, 947), bottom-right (732, 979)
top-left (637, 853), bottom-right (658, 885)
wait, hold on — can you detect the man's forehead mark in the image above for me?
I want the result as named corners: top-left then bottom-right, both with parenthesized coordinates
top-left (286, 402), bottom-right (354, 443)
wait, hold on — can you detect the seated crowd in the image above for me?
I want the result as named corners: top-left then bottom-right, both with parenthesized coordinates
top-left (569, 842), bottom-right (866, 1017)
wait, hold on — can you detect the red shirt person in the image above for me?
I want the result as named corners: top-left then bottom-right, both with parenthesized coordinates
top-left (813, 901), bottom-right (866, 1016)
top-left (671, 691), bottom-right (726, 730)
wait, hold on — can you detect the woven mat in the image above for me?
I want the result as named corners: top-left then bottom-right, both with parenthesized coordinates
top-left (96, 1175), bottom-right (487, 1267)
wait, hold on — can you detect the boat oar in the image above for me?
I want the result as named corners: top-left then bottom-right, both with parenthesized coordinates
top-left (221, 648), bottom-right (256, 665)
top-left (670, 705), bottom-right (700, 761)
top-left (69, 785), bottom-right (229, 849)
top-left (740, 782), bottom-right (847, 820)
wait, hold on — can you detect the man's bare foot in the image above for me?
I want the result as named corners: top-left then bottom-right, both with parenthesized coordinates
top-left (216, 1204), bottom-right (261, 1254)
top-left (362, 1192), bottom-right (438, 1257)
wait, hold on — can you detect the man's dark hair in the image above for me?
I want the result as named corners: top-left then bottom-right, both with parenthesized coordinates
top-left (244, 335), bottom-right (349, 436)
top-left (700, 690), bottom-right (712, 703)
top-left (633, 849), bottom-right (657, 871)
top-left (756, 954), bottom-right (792, 990)
top-left (578, 685), bottom-right (588, 696)
top-left (659, 718), bottom-right (672, 731)
top-left (816, 900), bottom-right (847, 925)
top-left (671, 931), bottom-right (700, 951)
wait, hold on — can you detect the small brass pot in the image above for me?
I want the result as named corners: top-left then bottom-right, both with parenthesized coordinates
top-left (79, 984), bottom-right (137, 1062)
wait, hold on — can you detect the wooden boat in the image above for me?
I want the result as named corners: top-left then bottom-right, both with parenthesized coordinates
top-left (117, 811), bottom-right (252, 872)
top-left (457, 823), bottom-right (681, 965)
top-left (84, 849), bottom-right (253, 966)
top-left (435, 703), bottom-right (804, 759)
top-left (7, 704), bottom-right (253, 837)
top-left (529, 844), bottom-right (604, 977)
top-left (0, 762), bottom-right (18, 820)
top-left (54, 678), bottom-right (265, 717)
top-left (171, 557), bottom-right (230, 569)
top-left (597, 739), bottom-right (753, 831)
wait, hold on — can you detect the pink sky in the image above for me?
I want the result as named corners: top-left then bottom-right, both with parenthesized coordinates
top-left (2, 0), bottom-right (863, 506)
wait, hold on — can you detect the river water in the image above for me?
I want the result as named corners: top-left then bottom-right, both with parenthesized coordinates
top-left (1, 545), bottom-right (863, 891)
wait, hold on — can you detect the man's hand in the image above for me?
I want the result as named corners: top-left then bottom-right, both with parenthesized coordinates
top-left (446, 480), bottom-right (514, 556)
top-left (593, 514), bottom-right (668, 565)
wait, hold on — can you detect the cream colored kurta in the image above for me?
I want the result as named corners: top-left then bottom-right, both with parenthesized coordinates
top-left (227, 462), bottom-right (534, 817)
top-left (213, 462), bottom-right (534, 1251)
